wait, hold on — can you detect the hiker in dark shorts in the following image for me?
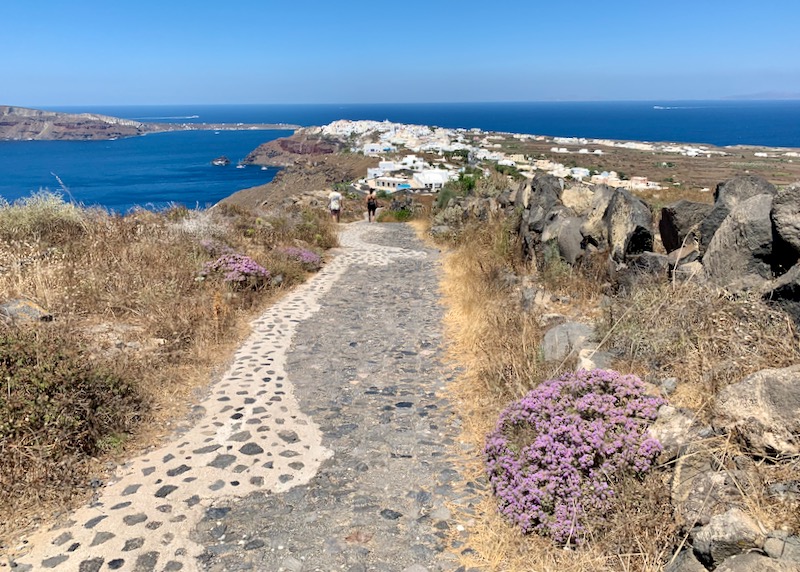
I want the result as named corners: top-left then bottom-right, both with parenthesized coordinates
top-left (366, 189), bottom-right (378, 222)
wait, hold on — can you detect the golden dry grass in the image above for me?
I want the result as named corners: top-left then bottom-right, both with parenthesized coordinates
top-left (599, 280), bottom-right (800, 416)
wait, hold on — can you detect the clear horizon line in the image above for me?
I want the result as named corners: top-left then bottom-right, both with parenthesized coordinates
top-left (18, 97), bottom-right (800, 108)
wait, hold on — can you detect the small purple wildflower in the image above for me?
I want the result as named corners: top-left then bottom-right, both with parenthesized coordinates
top-left (201, 253), bottom-right (270, 289)
top-left (484, 369), bottom-right (664, 545)
top-left (278, 246), bottom-right (322, 270)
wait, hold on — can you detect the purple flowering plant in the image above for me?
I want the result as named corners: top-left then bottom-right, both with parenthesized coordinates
top-left (277, 246), bottom-right (322, 270)
top-left (200, 253), bottom-right (270, 289)
top-left (484, 369), bottom-right (664, 545)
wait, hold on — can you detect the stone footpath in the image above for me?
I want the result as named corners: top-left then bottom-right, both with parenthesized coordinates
top-left (9, 222), bottom-right (481, 572)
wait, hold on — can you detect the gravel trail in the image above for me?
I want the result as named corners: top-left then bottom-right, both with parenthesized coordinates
top-left (10, 222), bottom-right (479, 572)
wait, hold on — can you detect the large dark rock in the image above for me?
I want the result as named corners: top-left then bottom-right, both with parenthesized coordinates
top-left (763, 262), bottom-right (800, 324)
top-left (496, 188), bottom-right (514, 207)
top-left (541, 321), bottom-right (594, 362)
top-left (664, 549), bottom-right (707, 572)
top-left (519, 174), bottom-right (564, 259)
top-left (699, 174), bottom-right (777, 253)
top-left (693, 508), bottom-right (765, 568)
top-left (557, 216), bottom-right (585, 265)
top-left (659, 199), bottom-right (712, 253)
top-left (603, 188), bottom-right (654, 262)
top-left (523, 173), bottom-right (563, 234)
top-left (714, 552), bottom-right (799, 572)
top-left (703, 193), bottom-right (775, 291)
top-left (671, 446), bottom-right (750, 528)
top-left (771, 182), bottom-right (800, 273)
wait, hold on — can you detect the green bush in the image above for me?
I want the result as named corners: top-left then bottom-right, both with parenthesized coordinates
top-left (0, 326), bottom-right (147, 491)
top-left (435, 186), bottom-right (458, 210)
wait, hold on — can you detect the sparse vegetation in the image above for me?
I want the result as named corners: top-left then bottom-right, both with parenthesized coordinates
top-left (0, 192), bottom-right (337, 541)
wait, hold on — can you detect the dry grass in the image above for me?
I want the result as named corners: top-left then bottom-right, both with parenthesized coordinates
top-left (599, 280), bottom-right (800, 416)
top-left (0, 194), bottom-right (338, 545)
top-left (597, 278), bottom-right (800, 535)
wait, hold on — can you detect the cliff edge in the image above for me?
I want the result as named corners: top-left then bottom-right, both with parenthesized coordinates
top-left (0, 105), bottom-right (160, 141)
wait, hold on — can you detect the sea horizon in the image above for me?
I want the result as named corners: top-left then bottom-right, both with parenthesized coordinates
top-left (2, 100), bottom-right (799, 211)
top-left (41, 100), bottom-right (800, 149)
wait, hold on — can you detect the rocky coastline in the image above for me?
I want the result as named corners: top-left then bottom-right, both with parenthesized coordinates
top-left (0, 105), bottom-right (298, 141)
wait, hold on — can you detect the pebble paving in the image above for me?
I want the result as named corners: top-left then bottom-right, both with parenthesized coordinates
top-left (10, 222), bottom-right (479, 572)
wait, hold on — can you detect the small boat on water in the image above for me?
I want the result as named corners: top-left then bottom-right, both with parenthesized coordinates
top-left (236, 164), bottom-right (245, 169)
top-left (211, 156), bottom-right (230, 166)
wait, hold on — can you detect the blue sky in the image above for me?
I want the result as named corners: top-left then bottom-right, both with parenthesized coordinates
top-left (4, 0), bottom-right (799, 105)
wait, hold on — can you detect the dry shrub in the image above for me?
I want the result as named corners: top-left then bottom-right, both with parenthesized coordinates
top-left (599, 280), bottom-right (800, 415)
top-left (0, 195), bottom-right (337, 543)
top-left (0, 322), bottom-right (148, 513)
top-left (0, 191), bottom-right (89, 243)
top-left (538, 244), bottom-right (607, 316)
top-left (440, 219), bottom-right (545, 403)
top-left (264, 207), bottom-right (339, 250)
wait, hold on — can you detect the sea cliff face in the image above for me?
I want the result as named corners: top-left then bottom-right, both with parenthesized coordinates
top-left (0, 105), bottom-right (158, 141)
top-left (242, 131), bottom-right (340, 167)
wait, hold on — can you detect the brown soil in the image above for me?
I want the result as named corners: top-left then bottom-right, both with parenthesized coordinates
top-left (221, 143), bottom-right (378, 208)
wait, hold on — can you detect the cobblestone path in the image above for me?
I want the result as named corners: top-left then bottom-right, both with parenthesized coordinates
top-left (11, 222), bottom-right (479, 572)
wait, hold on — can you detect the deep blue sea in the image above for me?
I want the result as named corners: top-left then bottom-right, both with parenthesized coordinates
top-left (1, 101), bottom-right (798, 211)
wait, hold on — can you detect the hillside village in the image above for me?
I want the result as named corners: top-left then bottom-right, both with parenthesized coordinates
top-left (310, 119), bottom-right (800, 195)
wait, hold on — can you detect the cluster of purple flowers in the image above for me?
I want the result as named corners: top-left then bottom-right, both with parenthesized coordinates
top-left (278, 246), bottom-right (322, 269)
top-left (199, 238), bottom-right (235, 257)
top-left (201, 253), bottom-right (270, 288)
top-left (484, 369), bottom-right (665, 545)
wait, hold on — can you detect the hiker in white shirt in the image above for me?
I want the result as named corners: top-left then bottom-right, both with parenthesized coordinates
top-left (328, 190), bottom-right (343, 223)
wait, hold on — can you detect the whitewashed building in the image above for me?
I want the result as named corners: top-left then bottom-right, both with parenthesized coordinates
top-left (411, 170), bottom-right (456, 190)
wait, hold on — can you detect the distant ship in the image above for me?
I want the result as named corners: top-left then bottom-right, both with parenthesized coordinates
top-left (211, 156), bottom-right (230, 166)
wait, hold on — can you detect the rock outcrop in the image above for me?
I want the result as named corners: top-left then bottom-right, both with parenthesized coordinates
top-left (242, 131), bottom-right (341, 167)
top-left (702, 193), bottom-right (775, 290)
top-left (699, 174), bottom-right (777, 253)
top-left (712, 365), bottom-right (800, 457)
top-left (0, 105), bottom-right (156, 140)
top-left (659, 199), bottom-right (712, 253)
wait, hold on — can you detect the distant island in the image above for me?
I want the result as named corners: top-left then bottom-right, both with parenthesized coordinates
top-left (0, 105), bottom-right (300, 141)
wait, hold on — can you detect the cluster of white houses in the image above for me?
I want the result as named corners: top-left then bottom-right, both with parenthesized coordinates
top-left (364, 155), bottom-right (458, 193)
top-left (313, 120), bottom-right (672, 194)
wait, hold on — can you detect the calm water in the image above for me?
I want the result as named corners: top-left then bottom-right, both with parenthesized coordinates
top-left (1, 101), bottom-right (798, 210)
top-left (0, 129), bottom-right (289, 211)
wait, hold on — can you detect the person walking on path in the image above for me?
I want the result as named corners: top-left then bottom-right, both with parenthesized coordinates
top-left (366, 189), bottom-right (378, 222)
top-left (328, 188), bottom-right (343, 222)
